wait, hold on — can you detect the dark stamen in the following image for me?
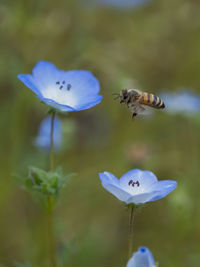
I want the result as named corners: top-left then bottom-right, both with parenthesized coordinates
top-left (67, 84), bottom-right (72, 90)
top-left (56, 81), bottom-right (60, 84)
top-left (59, 85), bottom-right (63, 90)
top-left (136, 181), bottom-right (140, 187)
top-left (128, 179), bottom-right (140, 187)
top-left (128, 180), bottom-right (133, 186)
top-left (62, 81), bottom-right (65, 84)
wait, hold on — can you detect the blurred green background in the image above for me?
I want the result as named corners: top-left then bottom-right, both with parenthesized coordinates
top-left (1, 0), bottom-right (200, 266)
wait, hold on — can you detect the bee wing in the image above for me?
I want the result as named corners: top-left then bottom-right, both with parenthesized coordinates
top-left (134, 88), bottom-right (142, 94)
top-left (128, 88), bottom-right (142, 94)
top-left (137, 105), bottom-right (153, 116)
top-left (136, 105), bottom-right (146, 115)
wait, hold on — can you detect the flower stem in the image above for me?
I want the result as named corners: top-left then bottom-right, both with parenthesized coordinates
top-left (47, 196), bottom-right (57, 267)
top-left (128, 205), bottom-right (135, 259)
top-left (50, 111), bottom-right (56, 171)
top-left (48, 111), bottom-right (57, 267)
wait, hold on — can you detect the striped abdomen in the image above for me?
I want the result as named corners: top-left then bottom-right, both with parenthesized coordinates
top-left (139, 93), bottom-right (165, 109)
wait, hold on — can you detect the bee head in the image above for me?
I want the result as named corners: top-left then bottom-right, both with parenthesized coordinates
top-left (120, 89), bottom-right (129, 103)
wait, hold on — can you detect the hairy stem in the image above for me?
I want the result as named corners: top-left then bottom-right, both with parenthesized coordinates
top-left (47, 196), bottom-right (57, 267)
top-left (48, 111), bottom-right (57, 267)
top-left (128, 206), bottom-right (135, 259)
top-left (50, 111), bottom-right (56, 171)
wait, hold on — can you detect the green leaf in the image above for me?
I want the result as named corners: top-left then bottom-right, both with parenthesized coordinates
top-left (17, 166), bottom-right (75, 207)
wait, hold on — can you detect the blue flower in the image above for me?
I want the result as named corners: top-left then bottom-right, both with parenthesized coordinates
top-left (127, 247), bottom-right (156, 267)
top-left (160, 90), bottom-right (200, 115)
top-left (18, 61), bottom-right (102, 112)
top-left (99, 169), bottom-right (177, 205)
top-left (88, 0), bottom-right (150, 9)
top-left (35, 116), bottom-right (62, 151)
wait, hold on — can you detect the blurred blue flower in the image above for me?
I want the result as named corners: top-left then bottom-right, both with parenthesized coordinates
top-left (99, 169), bottom-right (177, 205)
top-left (88, 0), bottom-right (150, 9)
top-left (127, 247), bottom-right (156, 267)
top-left (18, 61), bottom-right (102, 112)
top-left (160, 90), bottom-right (200, 115)
top-left (35, 116), bottom-right (62, 151)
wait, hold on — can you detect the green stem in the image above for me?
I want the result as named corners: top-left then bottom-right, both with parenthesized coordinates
top-left (128, 206), bottom-right (135, 259)
top-left (47, 111), bottom-right (57, 267)
top-left (50, 111), bottom-right (56, 171)
top-left (47, 196), bottom-right (57, 267)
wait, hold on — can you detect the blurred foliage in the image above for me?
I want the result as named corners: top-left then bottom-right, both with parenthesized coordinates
top-left (18, 166), bottom-right (73, 209)
top-left (14, 262), bottom-right (32, 267)
top-left (1, 0), bottom-right (200, 266)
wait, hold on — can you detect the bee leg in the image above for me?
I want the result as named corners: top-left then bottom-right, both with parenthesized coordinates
top-left (132, 112), bottom-right (137, 120)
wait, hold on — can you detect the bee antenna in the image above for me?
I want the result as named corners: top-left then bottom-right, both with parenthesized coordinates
top-left (112, 93), bottom-right (120, 100)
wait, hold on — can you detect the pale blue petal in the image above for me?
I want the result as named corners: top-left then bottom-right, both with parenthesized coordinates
top-left (32, 61), bottom-right (62, 92)
top-left (32, 62), bottom-right (100, 95)
top-left (160, 90), bottom-right (200, 114)
top-left (99, 172), bottom-right (132, 201)
top-left (126, 181), bottom-right (177, 204)
top-left (97, 0), bottom-right (150, 9)
top-left (139, 247), bottom-right (155, 264)
top-left (41, 98), bottom-right (76, 112)
top-left (149, 180), bottom-right (177, 191)
top-left (35, 116), bottom-right (62, 151)
top-left (100, 182), bottom-right (132, 202)
top-left (126, 191), bottom-right (160, 205)
top-left (61, 70), bottom-right (100, 95)
top-left (148, 181), bottom-right (177, 202)
top-left (126, 182), bottom-right (177, 204)
top-left (127, 247), bottom-right (155, 267)
top-left (99, 169), bottom-right (177, 205)
top-left (17, 74), bottom-right (42, 97)
top-left (73, 95), bottom-right (103, 111)
top-left (120, 169), bottom-right (158, 193)
top-left (99, 172), bottom-right (119, 185)
top-left (18, 61), bottom-right (102, 112)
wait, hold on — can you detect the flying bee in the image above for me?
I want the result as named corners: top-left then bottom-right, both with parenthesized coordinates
top-left (113, 89), bottom-right (165, 119)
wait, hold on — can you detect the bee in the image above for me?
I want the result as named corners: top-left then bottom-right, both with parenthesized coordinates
top-left (113, 89), bottom-right (165, 119)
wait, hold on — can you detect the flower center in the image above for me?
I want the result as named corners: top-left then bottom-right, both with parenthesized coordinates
top-left (55, 80), bottom-right (72, 91)
top-left (128, 179), bottom-right (140, 187)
